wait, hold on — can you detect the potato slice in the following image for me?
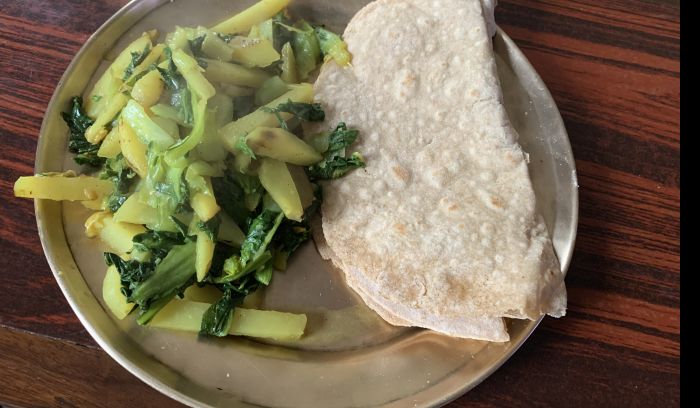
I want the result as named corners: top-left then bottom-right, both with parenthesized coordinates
top-left (113, 193), bottom-right (159, 225)
top-left (210, 0), bottom-right (290, 34)
top-left (14, 174), bottom-right (113, 201)
top-left (258, 158), bottom-right (313, 221)
top-left (149, 299), bottom-right (307, 340)
top-left (220, 83), bottom-right (313, 152)
top-left (131, 69), bottom-right (164, 108)
top-left (195, 229), bottom-right (215, 282)
top-left (97, 126), bottom-right (121, 159)
top-left (118, 120), bottom-right (148, 178)
top-left (84, 211), bottom-right (146, 255)
top-left (245, 127), bottom-right (322, 165)
top-left (102, 265), bottom-right (135, 320)
top-left (229, 37), bottom-right (280, 68)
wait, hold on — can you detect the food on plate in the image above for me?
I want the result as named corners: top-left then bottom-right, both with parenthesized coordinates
top-left (13, 0), bottom-right (364, 341)
top-left (15, 0), bottom-right (566, 345)
top-left (311, 0), bottom-right (567, 342)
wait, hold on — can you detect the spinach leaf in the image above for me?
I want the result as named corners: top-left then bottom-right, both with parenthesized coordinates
top-left (212, 175), bottom-right (251, 226)
top-left (264, 99), bottom-right (325, 122)
top-left (171, 216), bottom-right (190, 237)
top-left (188, 35), bottom-right (206, 58)
top-left (129, 241), bottom-right (197, 308)
top-left (217, 33), bottom-right (236, 43)
top-left (272, 11), bottom-right (294, 52)
top-left (273, 219), bottom-right (311, 254)
top-left (207, 242), bottom-right (238, 279)
top-left (99, 154), bottom-right (136, 212)
top-left (240, 210), bottom-right (284, 265)
top-left (235, 173), bottom-right (263, 195)
top-left (104, 252), bottom-right (154, 298)
top-left (62, 96), bottom-right (104, 167)
top-left (308, 123), bottom-right (365, 180)
top-left (124, 64), bottom-right (155, 87)
top-left (200, 288), bottom-right (235, 336)
top-left (136, 294), bottom-right (181, 325)
top-left (235, 171), bottom-right (263, 211)
top-left (106, 245), bottom-right (195, 325)
top-left (197, 215), bottom-right (221, 241)
top-left (143, 150), bottom-right (191, 224)
top-left (222, 255), bottom-right (244, 279)
top-left (254, 261), bottom-right (273, 285)
top-left (235, 135), bottom-right (256, 158)
top-left (131, 226), bottom-right (188, 262)
top-left (308, 152), bottom-right (365, 180)
top-left (200, 277), bottom-right (260, 337)
top-left (291, 20), bottom-right (321, 80)
top-left (216, 210), bottom-right (283, 283)
top-left (123, 44), bottom-right (151, 80)
top-left (157, 47), bottom-right (194, 125)
top-left (314, 26), bottom-right (351, 65)
top-left (212, 168), bottom-right (263, 227)
top-left (269, 210), bottom-right (314, 271)
top-left (232, 95), bottom-right (256, 120)
top-left (326, 122), bottom-right (358, 151)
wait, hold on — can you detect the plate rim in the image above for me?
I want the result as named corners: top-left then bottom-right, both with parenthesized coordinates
top-left (33, 1), bottom-right (579, 406)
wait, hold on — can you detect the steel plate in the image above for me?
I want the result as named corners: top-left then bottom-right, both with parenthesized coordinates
top-left (34, 0), bottom-right (578, 406)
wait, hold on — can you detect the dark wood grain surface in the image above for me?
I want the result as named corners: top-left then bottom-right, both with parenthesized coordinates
top-left (0, 0), bottom-right (680, 407)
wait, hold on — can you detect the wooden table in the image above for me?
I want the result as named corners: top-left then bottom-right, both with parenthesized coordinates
top-left (0, 0), bottom-right (680, 406)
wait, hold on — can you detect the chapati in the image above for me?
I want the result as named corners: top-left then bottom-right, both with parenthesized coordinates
top-left (312, 0), bottom-right (566, 341)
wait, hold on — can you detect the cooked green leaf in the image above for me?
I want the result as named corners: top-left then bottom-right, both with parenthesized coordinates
top-left (157, 47), bottom-right (194, 125)
top-left (208, 243), bottom-right (238, 275)
top-left (308, 152), bottom-right (364, 180)
top-left (104, 252), bottom-right (154, 299)
top-left (271, 11), bottom-right (294, 52)
top-left (137, 295), bottom-right (178, 325)
top-left (188, 35), bottom-right (206, 58)
top-left (240, 210), bottom-right (284, 265)
top-left (200, 277), bottom-right (259, 337)
top-left (129, 241), bottom-right (196, 307)
top-left (235, 135), bottom-right (257, 159)
top-left (234, 172), bottom-right (263, 210)
top-left (197, 215), bottom-right (221, 241)
top-left (291, 20), bottom-right (320, 80)
top-left (314, 26), bottom-right (351, 65)
top-left (254, 261), bottom-right (273, 285)
top-left (123, 44), bottom-right (151, 80)
top-left (308, 123), bottom-right (364, 180)
top-left (142, 150), bottom-right (191, 229)
top-left (273, 219), bottom-right (310, 254)
top-left (200, 287), bottom-right (235, 336)
top-left (62, 96), bottom-right (104, 167)
top-left (264, 99), bottom-right (325, 122)
top-left (130, 226), bottom-right (188, 262)
top-left (232, 95), bottom-right (256, 120)
top-left (326, 122), bottom-right (358, 151)
top-left (99, 154), bottom-right (137, 212)
top-left (124, 64), bottom-right (155, 87)
top-left (216, 210), bottom-right (283, 283)
top-left (235, 173), bottom-right (263, 195)
top-left (211, 174), bottom-right (250, 226)
top-left (217, 33), bottom-right (236, 43)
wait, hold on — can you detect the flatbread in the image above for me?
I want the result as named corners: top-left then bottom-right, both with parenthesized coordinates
top-left (312, 216), bottom-right (509, 341)
top-left (312, 0), bottom-right (566, 341)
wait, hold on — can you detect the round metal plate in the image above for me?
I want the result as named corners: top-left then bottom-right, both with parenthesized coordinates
top-left (34, 0), bottom-right (578, 406)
